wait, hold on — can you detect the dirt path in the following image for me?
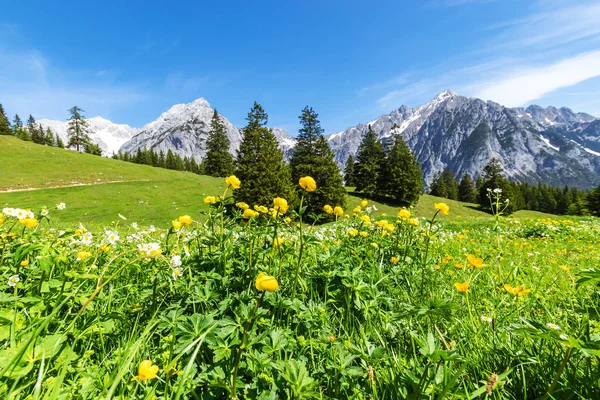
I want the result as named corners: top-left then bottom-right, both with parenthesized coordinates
top-left (0, 179), bottom-right (151, 193)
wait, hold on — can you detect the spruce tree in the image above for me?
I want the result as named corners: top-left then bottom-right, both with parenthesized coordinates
top-left (343, 155), bottom-right (356, 187)
top-left (458, 173), bottom-right (477, 203)
top-left (85, 142), bottom-right (102, 156)
top-left (0, 104), bottom-right (11, 135)
top-left (429, 172), bottom-right (448, 198)
top-left (28, 115), bottom-right (43, 144)
top-left (234, 102), bottom-right (294, 207)
top-left (289, 106), bottom-right (346, 217)
top-left (56, 135), bottom-right (65, 148)
top-left (12, 114), bottom-right (23, 134)
top-left (67, 106), bottom-right (92, 151)
top-left (441, 168), bottom-right (459, 200)
top-left (378, 134), bottom-right (422, 204)
top-left (354, 125), bottom-right (385, 198)
top-left (44, 127), bottom-right (56, 146)
top-left (204, 110), bottom-right (234, 177)
top-left (586, 185), bottom-right (600, 216)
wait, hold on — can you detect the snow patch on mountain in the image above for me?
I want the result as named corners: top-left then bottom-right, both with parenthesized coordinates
top-left (540, 135), bottom-right (560, 151)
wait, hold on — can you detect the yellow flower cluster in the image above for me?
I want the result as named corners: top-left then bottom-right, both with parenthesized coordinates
top-left (172, 215), bottom-right (193, 230)
top-left (398, 208), bottom-right (411, 219)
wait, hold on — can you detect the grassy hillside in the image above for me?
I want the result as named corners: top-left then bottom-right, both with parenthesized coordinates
top-left (0, 136), bottom-right (554, 227)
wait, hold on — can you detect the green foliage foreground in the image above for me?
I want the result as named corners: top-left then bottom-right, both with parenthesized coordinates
top-left (1, 184), bottom-right (599, 399)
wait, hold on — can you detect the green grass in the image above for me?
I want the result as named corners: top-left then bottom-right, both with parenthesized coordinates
top-left (0, 135), bottom-right (556, 228)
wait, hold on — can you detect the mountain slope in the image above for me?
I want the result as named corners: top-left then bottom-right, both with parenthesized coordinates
top-left (37, 117), bottom-right (138, 156)
top-left (328, 90), bottom-right (600, 188)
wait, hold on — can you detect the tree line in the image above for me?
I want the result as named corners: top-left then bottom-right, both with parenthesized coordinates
top-left (0, 104), bottom-right (102, 155)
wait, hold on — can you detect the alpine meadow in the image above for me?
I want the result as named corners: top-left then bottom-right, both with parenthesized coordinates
top-left (2, 1), bottom-right (600, 399)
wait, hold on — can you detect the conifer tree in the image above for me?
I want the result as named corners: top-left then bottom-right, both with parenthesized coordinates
top-left (234, 102), bottom-right (294, 206)
top-left (378, 134), bottom-right (422, 204)
top-left (289, 106), bottom-right (346, 217)
top-left (354, 125), bottom-right (385, 198)
top-left (85, 142), bottom-right (102, 156)
top-left (429, 172), bottom-right (447, 198)
top-left (478, 158), bottom-right (514, 214)
top-left (586, 185), bottom-right (600, 217)
top-left (0, 104), bottom-right (11, 135)
top-left (12, 114), bottom-right (23, 135)
top-left (343, 155), bottom-right (356, 187)
top-left (458, 173), bottom-right (477, 203)
top-left (204, 110), bottom-right (234, 177)
top-left (44, 127), bottom-right (56, 146)
top-left (441, 168), bottom-right (459, 200)
top-left (67, 106), bottom-right (92, 151)
top-left (56, 135), bottom-right (65, 148)
top-left (27, 115), bottom-right (43, 144)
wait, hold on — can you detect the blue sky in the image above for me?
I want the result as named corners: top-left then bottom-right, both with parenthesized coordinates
top-left (1, 0), bottom-right (600, 134)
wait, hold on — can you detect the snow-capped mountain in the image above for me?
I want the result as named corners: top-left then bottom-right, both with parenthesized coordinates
top-left (328, 90), bottom-right (600, 188)
top-left (120, 98), bottom-right (295, 160)
top-left (37, 117), bottom-right (139, 156)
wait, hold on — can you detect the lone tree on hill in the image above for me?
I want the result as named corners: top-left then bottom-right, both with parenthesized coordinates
top-left (67, 106), bottom-right (92, 152)
top-left (204, 110), bottom-right (234, 177)
top-left (289, 106), bottom-right (346, 217)
top-left (378, 134), bottom-right (423, 204)
top-left (234, 102), bottom-right (295, 207)
top-left (478, 158), bottom-right (515, 214)
top-left (343, 155), bottom-right (356, 187)
top-left (354, 125), bottom-right (385, 198)
top-left (458, 173), bottom-right (477, 203)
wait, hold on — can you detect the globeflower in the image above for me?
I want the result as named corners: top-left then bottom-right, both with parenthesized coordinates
top-left (347, 228), bottom-right (358, 237)
top-left (19, 218), bottom-right (38, 228)
top-left (398, 208), bottom-right (411, 219)
top-left (254, 205), bottom-right (269, 214)
top-left (299, 176), bottom-right (317, 192)
top-left (333, 206), bottom-right (344, 217)
top-left (454, 281), bottom-right (470, 293)
top-left (204, 196), bottom-right (218, 205)
top-left (243, 208), bottom-right (258, 219)
top-left (467, 254), bottom-right (484, 269)
top-left (236, 202), bottom-right (249, 210)
top-left (255, 272), bottom-right (279, 292)
top-left (225, 175), bottom-right (241, 190)
top-left (434, 202), bottom-right (450, 215)
top-left (76, 251), bottom-right (93, 261)
top-left (360, 200), bottom-right (368, 207)
top-left (360, 215), bottom-right (370, 224)
top-left (273, 197), bottom-right (289, 214)
top-left (323, 205), bottom-right (333, 214)
top-left (172, 219), bottom-right (183, 231)
top-left (131, 360), bottom-right (159, 381)
top-left (352, 206), bottom-right (361, 214)
top-left (409, 218), bottom-right (420, 227)
top-left (177, 215), bottom-right (193, 226)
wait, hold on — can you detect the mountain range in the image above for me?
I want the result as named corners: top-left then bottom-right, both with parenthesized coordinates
top-left (37, 90), bottom-right (600, 188)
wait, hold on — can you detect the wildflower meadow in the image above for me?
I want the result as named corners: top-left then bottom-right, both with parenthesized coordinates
top-left (1, 176), bottom-right (599, 399)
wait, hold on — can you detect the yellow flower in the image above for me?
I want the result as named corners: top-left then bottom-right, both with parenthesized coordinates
top-left (323, 205), bottom-right (333, 214)
top-left (504, 284), bottom-right (531, 296)
top-left (242, 209), bottom-right (258, 219)
top-left (299, 176), bottom-right (317, 192)
top-left (360, 215), bottom-right (370, 224)
top-left (132, 360), bottom-right (159, 381)
top-left (391, 256), bottom-right (399, 264)
top-left (204, 196), bottom-right (218, 205)
top-left (20, 259), bottom-right (29, 267)
top-left (273, 238), bottom-right (284, 248)
top-left (371, 242), bottom-right (379, 249)
top-left (254, 205), bottom-right (269, 214)
top-left (398, 208), bottom-right (411, 219)
top-left (236, 202), bottom-right (249, 210)
top-left (352, 206), bottom-right (361, 214)
top-left (454, 281), bottom-right (470, 293)
top-left (360, 200), bottom-right (368, 207)
top-left (255, 272), bottom-right (279, 292)
top-left (333, 206), bottom-right (344, 217)
top-left (177, 215), bottom-right (192, 226)
top-left (347, 228), bottom-right (358, 237)
top-left (225, 175), bottom-right (241, 190)
top-left (409, 218), bottom-right (420, 227)
top-left (76, 251), bottom-right (92, 261)
top-left (273, 197), bottom-right (289, 214)
top-left (19, 218), bottom-right (38, 228)
top-left (359, 231), bottom-right (368, 237)
top-left (467, 254), bottom-right (484, 269)
top-left (0, 213), bottom-right (4, 224)
top-left (434, 202), bottom-right (450, 215)
top-left (172, 219), bottom-right (183, 231)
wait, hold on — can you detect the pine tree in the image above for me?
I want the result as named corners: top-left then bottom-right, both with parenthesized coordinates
top-left (67, 106), bottom-right (92, 151)
top-left (429, 172), bottom-right (448, 198)
top-left (0, 104), bottom-right (11, 135)
top-left (166, 150), bottom-right (177, 170)
top-left (354, 125), bottom-right (385, 198)
top-left (204, 110), bottom-right (234, 177)
top-left (234, 102), bottom-right (295, 207)
top-left (343, 155), bottom-right (356, 187)
top-left (289, 106), bottom-right (346, 217)
top-left (56, 135), bottom-right (65, 148)
top-left (441, 168), bottom-right (459, 200)
top-left (458, 173), bottom-right (477, 203)
top-left (27, 115), bottom-right (43, 144)
top-left (44, 127), bottom-right (56, 146)
top-left (586, 185), bottom-right (600, 216)
top-left (85, 143), bottom-right (102, 156)
top-left (377, 134), bottom-right (422, 204)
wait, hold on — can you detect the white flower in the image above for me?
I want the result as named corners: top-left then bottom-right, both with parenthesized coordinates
top-left (559, 334), bottom-right (568, 340)
top-left (137, 242), bottom-right (161, 257)
top-left (105, 230), bottom-right (120, 244)
top-left (118, 213), bottom-right (127, 220)
top-left (2, 207), bottom-right (16, 217)
top-left (131, 222), bottom-right (138, 230)
top-left (172, 267), bottom-right (184, 280)
top-left (8, 275), bottom-right (20, 287)
top-left (481, 316), bottom-right (493, 323)
top-left (546, 322), bottom-right (560, 331)
top-left (40, 209), bottom-right (49, 217)
top-left (16, 209), bottom-right (28, 219)
top-left (81, 232), bottom-right (93, 245)
top-left (171, 255), bottom-right (182, 267)
top-left (493, 188), bottom-right (502, 194)
top-left (56, 202), bottom-right (66, 210)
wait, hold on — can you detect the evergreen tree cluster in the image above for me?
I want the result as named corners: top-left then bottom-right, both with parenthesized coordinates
top-left (347, 125), bottom-right (423, 205)
top-left (113, 147), bottom-right (204, 174)
top-left (0, 104), bottom-right (64, 148)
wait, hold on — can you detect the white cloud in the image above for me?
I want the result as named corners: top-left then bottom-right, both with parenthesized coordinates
top-left (473, 50), bottom-right (600, 106)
